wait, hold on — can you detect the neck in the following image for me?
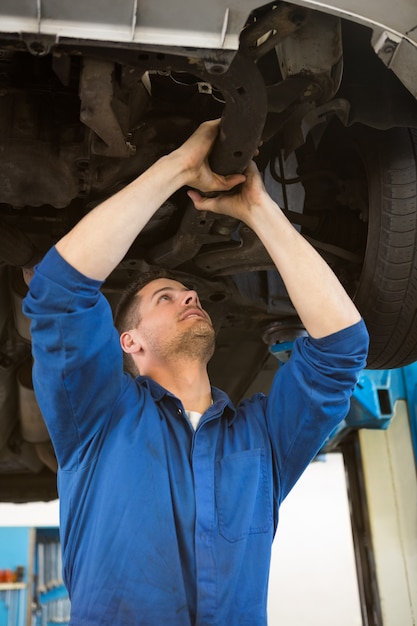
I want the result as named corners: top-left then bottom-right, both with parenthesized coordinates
top-left (141, 358), bottom-right (212, 413)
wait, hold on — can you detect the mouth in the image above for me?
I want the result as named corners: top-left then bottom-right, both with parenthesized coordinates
top-left (180, 309), bottom-right (210, 323)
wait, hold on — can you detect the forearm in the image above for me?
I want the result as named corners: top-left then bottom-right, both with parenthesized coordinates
top-left (56, 152), bottom-right (185, 281)
top-left (246, 195), bottom-right (361, 338)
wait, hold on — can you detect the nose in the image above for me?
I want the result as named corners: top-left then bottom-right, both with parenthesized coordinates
top-left (182, 289), bottom-right (199, 306)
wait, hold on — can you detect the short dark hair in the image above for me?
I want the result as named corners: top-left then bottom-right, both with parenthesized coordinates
top-left (114, 268), bottom-right (176, 376)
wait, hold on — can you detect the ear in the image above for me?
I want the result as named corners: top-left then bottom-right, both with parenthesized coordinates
top-left (120, 330), bottom-right (143, 355)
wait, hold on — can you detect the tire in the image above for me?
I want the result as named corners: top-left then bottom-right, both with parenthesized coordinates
top-left (306, 123), bottom-right (417, 369)
top-left (353, 126), bottom-right (417, 369)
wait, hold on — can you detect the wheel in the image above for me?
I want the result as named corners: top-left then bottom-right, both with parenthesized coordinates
top-left (300, 123), bottom-right (417, 369)
top-left (353, 126), bottom-right (417, 368)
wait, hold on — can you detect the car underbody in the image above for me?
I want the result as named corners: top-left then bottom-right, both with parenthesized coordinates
top-left (1, 0), bottom-right (417, 500)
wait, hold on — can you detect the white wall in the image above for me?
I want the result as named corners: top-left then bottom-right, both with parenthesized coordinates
top-left (268, 453), bottom-right (362, 626)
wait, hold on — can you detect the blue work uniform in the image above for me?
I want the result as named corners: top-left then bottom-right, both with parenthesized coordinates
top-left (23, 247), bottom-right (369, 626)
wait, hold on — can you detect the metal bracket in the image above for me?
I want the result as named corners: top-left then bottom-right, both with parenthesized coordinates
top-left (269, 340), bottom-right (296, 364)
top-left (327, 364), bottom-right (417, 455)
top-left (79, 58), bottom-right (136, 158)
top-left (373, 30), bottom-right (401, 68)
top-left (347, 369), bottom-right (404, 430)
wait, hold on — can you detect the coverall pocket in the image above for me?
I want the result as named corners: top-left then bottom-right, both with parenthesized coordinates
top-left (215, 448), bottom-right (272, 543)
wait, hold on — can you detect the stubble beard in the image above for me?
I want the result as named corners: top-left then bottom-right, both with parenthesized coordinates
top-left (148, 321), bottom-right (216, 365)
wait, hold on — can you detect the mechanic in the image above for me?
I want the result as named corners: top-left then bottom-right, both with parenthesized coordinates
top-left (23, 119), bottom-right (368, 626)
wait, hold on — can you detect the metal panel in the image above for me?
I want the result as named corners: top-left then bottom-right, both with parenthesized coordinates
top-left (0, 0), bottom-right (256, 49)
top-left (0, 0), bottom-right (416, 49)
top-left (359, 402), bottom-right (417, 626)
top-left (297, 0), bottom-right (417, 45)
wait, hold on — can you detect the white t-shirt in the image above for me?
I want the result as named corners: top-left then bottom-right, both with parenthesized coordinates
top-left (185, 409), bottom-right (202, 430)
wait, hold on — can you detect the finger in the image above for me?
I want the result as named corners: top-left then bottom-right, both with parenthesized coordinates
top-left (187, 191), bottom-right (207, 212)
top-left (187, 189), bottom-right (203, 205)
top-left (198, 173), bottom-right (246, 194)
top-left (190, 118), bottom-right (221, 148)
top-left (187, 190), bottom-right (220, 212)
top-left (217, 173), bottom-right (246, 189)
top-left (243, 160), bottom-right (259, 175)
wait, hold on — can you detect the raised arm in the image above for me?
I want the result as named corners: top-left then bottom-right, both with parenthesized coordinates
top-left (187, 161), bottom-right (361, 339)
top-left (55, 120), bottom-right (246, 281)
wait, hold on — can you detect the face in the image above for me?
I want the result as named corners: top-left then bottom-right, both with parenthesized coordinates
top-left (128, 278), bottom-right (215, 366)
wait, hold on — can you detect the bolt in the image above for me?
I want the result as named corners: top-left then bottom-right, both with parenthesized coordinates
top-left (28, 40), bottom-right (48, 56)
top-left (205, 62), bottom-right (227, 75)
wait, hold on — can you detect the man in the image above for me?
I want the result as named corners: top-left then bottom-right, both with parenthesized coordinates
top-left (24, 120), bottom-right (368, 625)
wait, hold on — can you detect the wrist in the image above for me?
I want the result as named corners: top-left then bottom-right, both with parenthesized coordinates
top-left (162, 147), bottom-right (194, 189)
top-left (138, 150), bottom-right (189, 198)
top-left (244, 193), bottom-right (283, 232)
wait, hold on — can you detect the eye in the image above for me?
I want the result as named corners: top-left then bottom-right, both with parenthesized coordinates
top-left (157, 293), bottom-right (172, 303)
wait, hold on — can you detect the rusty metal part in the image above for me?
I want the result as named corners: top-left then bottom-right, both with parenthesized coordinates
top-left (262, 319), bottom-right (307, 346)
top-left (74, 45), bottom-right (268, 176)
top-left (240, 3), bottom-right (309, 61)
top-left (208, 51), bottom-right (267, 174)
top-left (79, 58), bottom-right (136, 158)
top-left (146, 203), bottom-right (229, 268)
top-left (193, 225), bottom-right (274, 276)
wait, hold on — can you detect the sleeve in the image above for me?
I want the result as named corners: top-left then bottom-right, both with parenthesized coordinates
top-left (264, 319), bottom-right (369, 503)
top-left (22, 246), bottom-right (127, 470)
